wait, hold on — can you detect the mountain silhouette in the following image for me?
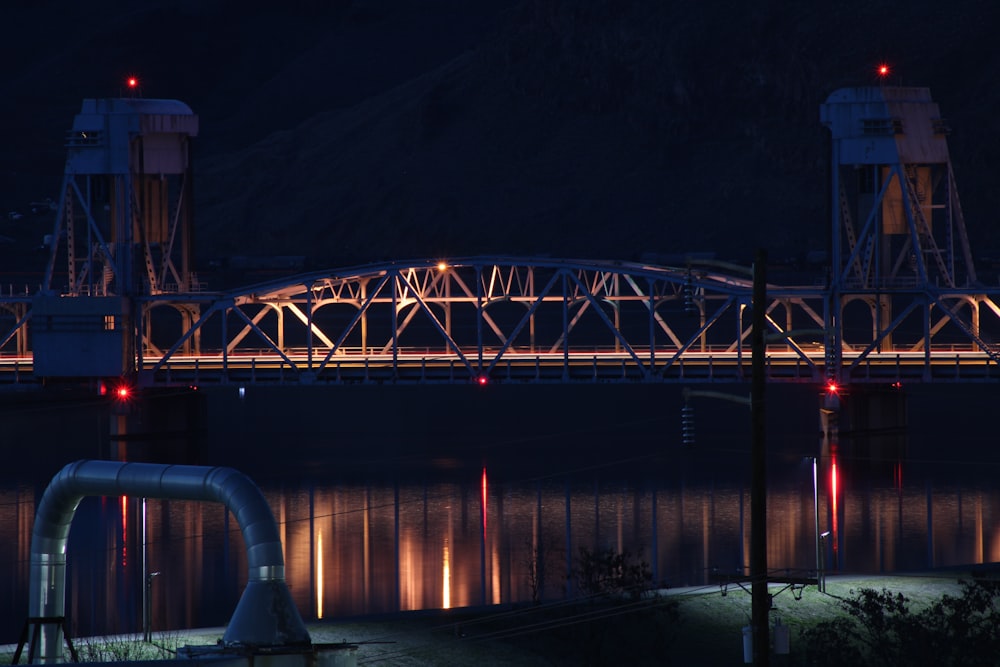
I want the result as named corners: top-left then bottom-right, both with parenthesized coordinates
top-left (3, 0), bottom-right (998, 278)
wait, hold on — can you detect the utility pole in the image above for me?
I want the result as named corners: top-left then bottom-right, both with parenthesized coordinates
top-left (751, 248), bottom-right (769, 666)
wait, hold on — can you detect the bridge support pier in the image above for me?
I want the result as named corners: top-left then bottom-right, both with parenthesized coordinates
top-left (818, 384), bottom-right (907, 574)
top-left (109, 388), bottom-right (207, 463)
top-left (830, 386), bottom-right (908, 462)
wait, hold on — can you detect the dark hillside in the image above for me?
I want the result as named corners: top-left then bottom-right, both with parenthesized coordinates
top-left (4, 0), bottom-right (999, 274)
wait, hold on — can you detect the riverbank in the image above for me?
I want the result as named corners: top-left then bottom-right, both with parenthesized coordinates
top-left (0, 571), bottom-right (981, 665)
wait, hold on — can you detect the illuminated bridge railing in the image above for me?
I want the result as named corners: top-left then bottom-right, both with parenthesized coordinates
top-left (134, 349), bottom-right (1000, 386)
top-left (3, 348), bottom-right (998, 387)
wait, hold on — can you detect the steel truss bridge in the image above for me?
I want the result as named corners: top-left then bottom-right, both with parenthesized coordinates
top-left (3, 255), bottom-right (1000, 388)
top-left (2, 86), bottom-right (994, 389)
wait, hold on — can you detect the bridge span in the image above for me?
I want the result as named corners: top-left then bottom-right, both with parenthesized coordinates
top-left (2, 85), bottom-right (999, 390)
top-left (3, 256), bottom-right (1000, 388)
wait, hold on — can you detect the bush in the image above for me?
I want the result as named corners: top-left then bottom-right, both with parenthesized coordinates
top-left (573, 546), bottom-right (653, 601)
top-left (77, 632), bottom-right (179, 662)
top-left (802, 580), bottom-right (1000, 667)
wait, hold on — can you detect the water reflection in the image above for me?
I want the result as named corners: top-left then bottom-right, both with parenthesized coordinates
top-left (2, 455), bottom-right (1000, 643)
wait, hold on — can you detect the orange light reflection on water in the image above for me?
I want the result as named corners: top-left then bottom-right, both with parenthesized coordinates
top-left (120, 495), bottom-right (127, 567)
top-left (37, 474), bottom-right (1000, 637)
top-left (316, 530), bottom-right (324, 619)
top-left (442, 541), bottom-right (451, 610)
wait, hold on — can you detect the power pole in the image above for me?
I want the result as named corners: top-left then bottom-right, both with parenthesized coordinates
top-left (751, 248), bottom-right (769, 666)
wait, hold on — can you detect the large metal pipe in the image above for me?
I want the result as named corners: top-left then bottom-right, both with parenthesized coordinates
top-left (28, 460), bottom-right (310, 663)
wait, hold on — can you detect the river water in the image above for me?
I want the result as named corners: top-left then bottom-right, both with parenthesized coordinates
top-left (1, 382), bottom-right (998, 644)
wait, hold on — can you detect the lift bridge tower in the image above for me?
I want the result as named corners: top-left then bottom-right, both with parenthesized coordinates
top-left (820, 85), bottom-right (977, 382)
top-left (34, 94), bottom-right (199, 379)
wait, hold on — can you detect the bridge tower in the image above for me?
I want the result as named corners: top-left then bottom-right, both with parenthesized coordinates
top-left (43, 97), bottom-right (199, 296)
top-left (34, 97), bottom-right (199, 379)
top-left (820, 86), bottom-right (976, 380)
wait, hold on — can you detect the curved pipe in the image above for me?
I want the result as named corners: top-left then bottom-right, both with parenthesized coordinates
top-left (29, 460), bottom-right (310, 663)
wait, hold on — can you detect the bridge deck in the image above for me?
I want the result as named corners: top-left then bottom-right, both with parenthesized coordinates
top-left (0, 349), bottom-right (997, 388)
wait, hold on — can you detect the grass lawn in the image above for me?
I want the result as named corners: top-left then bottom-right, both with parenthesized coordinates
top-left (0, 572), bottom-right (980, 666)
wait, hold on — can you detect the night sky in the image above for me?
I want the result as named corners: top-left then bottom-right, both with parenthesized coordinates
top-left (4, 0), bottom-right (999, 276)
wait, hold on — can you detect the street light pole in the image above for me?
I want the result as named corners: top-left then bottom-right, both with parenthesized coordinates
top-left (751, 249), bottom-right (769, 667)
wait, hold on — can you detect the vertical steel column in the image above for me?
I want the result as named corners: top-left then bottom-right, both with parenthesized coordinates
top-left (529, 268), bottom-right (536, 353)
top-left (391, 271), bottom-right (399, 377)
top-left (276, 307), bottom-right (284, 351)
top-left (43, 175), bottom-right (70, 292)
top-left (751, 248), bottom-right (769, 667)
top-left (647, 278), bottom-right (656, 372)
top-left (444, 268), bottom-right (452, 343)
top-left (306, 285), bottom-right (313, 372)
top-left (476, 265), bottom-right (484, 376)
top-left (923, 297), bottom-right (931, 381)
top-left (561, 272), bottom-right (569, 381)
top-left (119, 173), bottom-right (132, 295)
top-left (137, 304), bottom-right (145, 379)
top-left (612, 274), bottom-right (621, 354)
top-left (360, 279), bottom-right (368, 354)
top-left (737, 301), bottom-right (745, 380)
top-left (221, 305), bottom-right (229, 379)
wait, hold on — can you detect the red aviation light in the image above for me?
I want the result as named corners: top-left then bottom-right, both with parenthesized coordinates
top-left (114, 383), bottom-right (132, 401)
top-left (477, 376), bottom-right (488, 386)
top-left (825, 380), bottom-right (840, 395)
top-left (124, 75), bottom-right (141, 98)
top-left (877, 63), bottom-right (890, 78)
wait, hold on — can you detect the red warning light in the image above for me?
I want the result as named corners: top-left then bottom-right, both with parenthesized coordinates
top-left (825, 380), bottom-right (840, 395)
top-left (477, 376), bottom-right (488, 386)
top-left (115, 384), bottom-right (131, 400)
top-left (126, 76), bottom-right (139, 89)
top-left (876, 63), bottom-right (890, 79)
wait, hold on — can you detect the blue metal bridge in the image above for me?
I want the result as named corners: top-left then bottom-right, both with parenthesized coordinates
top-left (2, 86), bottom-right (999, 388)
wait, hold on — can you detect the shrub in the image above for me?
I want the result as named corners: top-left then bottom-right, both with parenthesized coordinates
top-left (802, 580), bottom-right (1000, 667)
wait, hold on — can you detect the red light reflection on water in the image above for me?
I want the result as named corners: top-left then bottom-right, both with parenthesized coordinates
top-left (829, 456), bottom-right (839, 565)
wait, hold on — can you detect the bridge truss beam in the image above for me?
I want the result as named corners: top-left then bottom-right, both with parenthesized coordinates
top-left (3, 257), bottom-right (1000, 386)
top-left (126, 257), bottom-right (999, 386)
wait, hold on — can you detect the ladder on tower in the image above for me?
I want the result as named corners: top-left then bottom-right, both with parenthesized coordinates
top-left (904, 165), bottom-right (952, 287)
top-left (839, 184), bottom-right (868, 285)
